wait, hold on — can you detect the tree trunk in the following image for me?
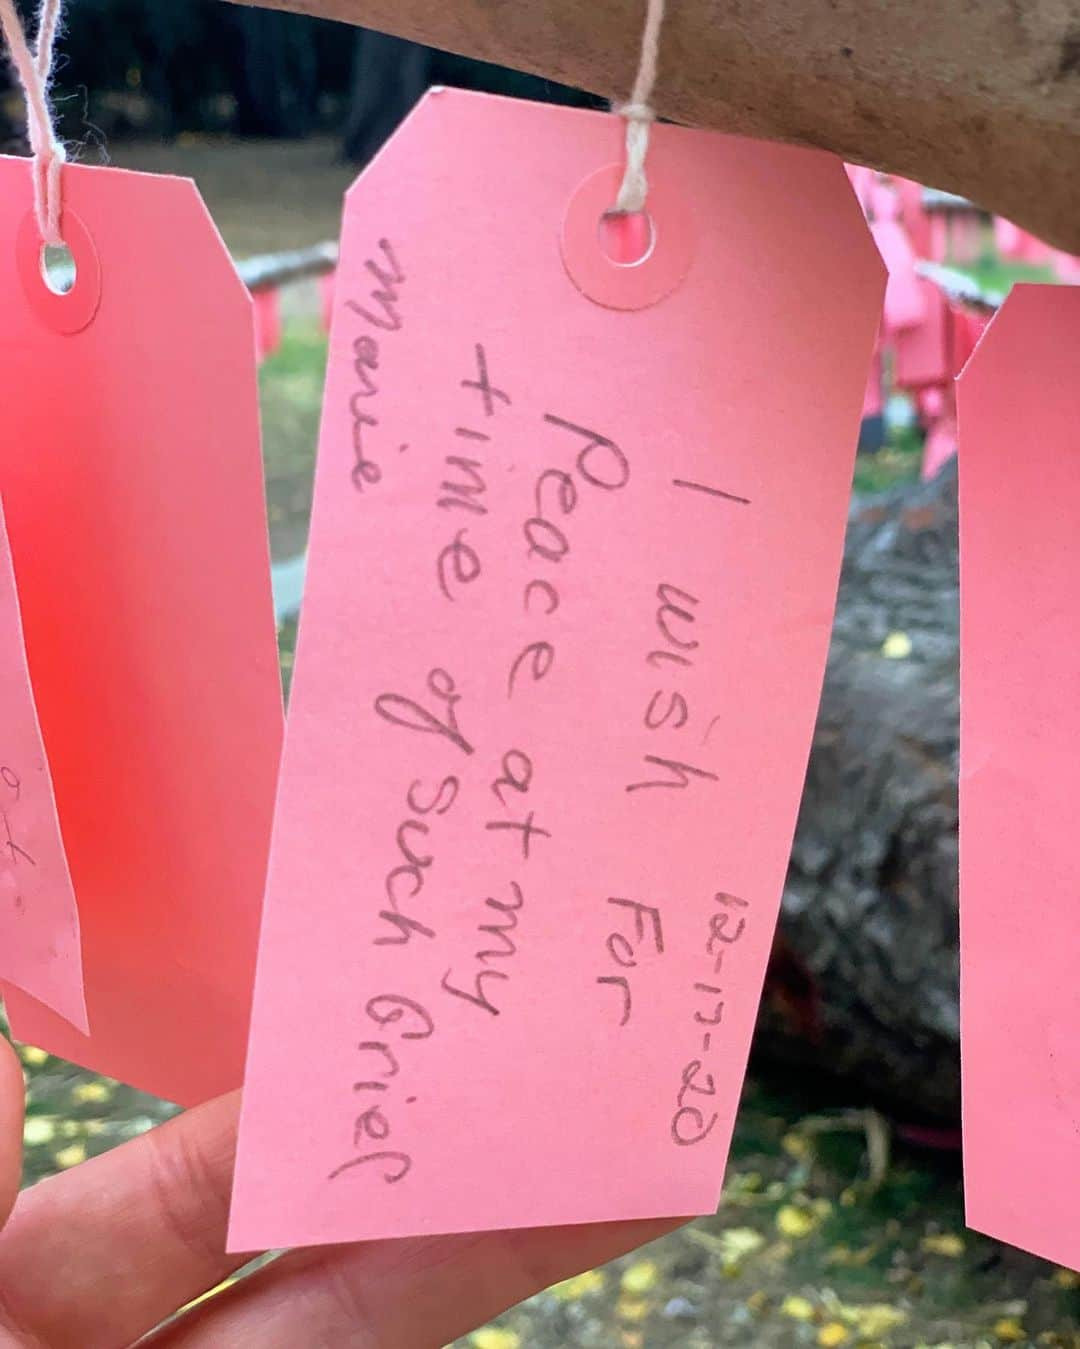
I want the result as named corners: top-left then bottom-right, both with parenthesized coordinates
top-left (758, 460), bottom-right (961, 1123)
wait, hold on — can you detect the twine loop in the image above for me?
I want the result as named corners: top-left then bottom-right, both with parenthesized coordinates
top-left (613, 0), bottom-right (667, 215)
top-left (0, 0), bottom-right (67, 246)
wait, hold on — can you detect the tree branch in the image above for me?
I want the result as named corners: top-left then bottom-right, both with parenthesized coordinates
top-left (229, 0), bottom-right (1080, 251)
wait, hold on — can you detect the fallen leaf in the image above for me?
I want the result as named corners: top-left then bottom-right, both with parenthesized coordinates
top-left (620, 1260), bottom-right (659, 1296)
top-left (921, 1232), bottom-right (965, 1258)
top-left (548, 1269), bottom-right (605, 1301)
top-left (615, 1296), bottom-right (651, 1325)
top-left (776, 1205), bottom-right (819, 1239)
top-left (471, 1329), bottom-right (521, 1349)
top-left (53, 1143), bottom-right (87, 1169)
top-left (881, 631), bottom-right (913, 659)
top-left (780, 1295), bottom-right (817, 1322)
top-left (22, 1116), bottom-right (56, 1146)
top-left (72, 1081), bottom-right (111, 1105)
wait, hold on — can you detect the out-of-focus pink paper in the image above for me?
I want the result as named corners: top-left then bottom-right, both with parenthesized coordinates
top-left (872, 218), bottom-right (925, 334)
top-left (862, 344), bottom-right (883, 418)
top-left (0, 157), bottom-right (282, 1105)
top-left (318, 269), bottom-right (336, 334)
top-left (252, 286), bottom-right (282, 362)
top-left (894, 278), bottom-right (951, 390)
top-left (958, 284), bottom-right (1080, 1271)
top-left (894, 178), bottom-right (931, 258)
top-left (0, 500), bottom-right (85, 1032)
top-left (229, 90), bottom-right (883, 1251)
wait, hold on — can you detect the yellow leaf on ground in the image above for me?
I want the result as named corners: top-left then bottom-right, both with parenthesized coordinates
top-left (782, 1131), bottom-right (811, 1159)
top-left (718, 1227), bottom-right (766, 1271)
top-left (780, 1295), bottom-right (817, 1322)
top-left (615, 1296), bottom-right (651, 1324)
top-left (818, 1323), bottom-right (850, 1347)
top-left (471, 1329), bottom-right (521, 1349)
top-left (549, 1269), bottom-right (605, 1300)
top-left (19, 1046), bottom-right (47, 1066)
top-left (72, 1080), bottom-right (111, 1104)
top-left (776, 1204), bottom-right (819, 1238)
top-left (23, 1117), bottom-right (56, 1145)
top-left (53, 1143), bottom-right (87, 1169)
top-left (838, 1302), bottom-right (908, 1337)
top-left (620, 1260), bottom-right (659, 1296)
top-left (921, 1232), bottom-right (965, 1257)
top-left (993, 1318), bottom-right (1026, 1342)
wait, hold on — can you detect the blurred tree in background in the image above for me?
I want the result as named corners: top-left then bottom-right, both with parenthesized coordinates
top-left (0, 1), bottom-right (600, 157)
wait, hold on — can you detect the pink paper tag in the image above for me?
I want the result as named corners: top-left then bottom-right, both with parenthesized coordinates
top-left (229, 90), bottom-right (883, 1250)
top-left (894, 277), bottom-right (951, 390)
top-left (958, 284), bottom-right (1080, 1271)
top-left (0, 499), bottom-right (85, 1032)
top-left (252, 285), bottom-right (282, 362)
top-left (0, 157), bottom-right (282, 1105)
top-left (871, 218), bottom-right (925, 334)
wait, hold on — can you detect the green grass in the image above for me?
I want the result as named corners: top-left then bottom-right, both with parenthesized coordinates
top-left (259, 319), bottom-right (328, 561)
top-left (954, 256), bottom-right (1059, 298)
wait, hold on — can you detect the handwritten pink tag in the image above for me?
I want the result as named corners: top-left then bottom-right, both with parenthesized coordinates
top-left (958, 284), bottom-right (1080, 1271)
top-left (0, 499), bottom-right (85, 1032)
top-left (229, 90), bottom-right (883, 1249)
top-left (0, 157), bottom-right (282, 1104)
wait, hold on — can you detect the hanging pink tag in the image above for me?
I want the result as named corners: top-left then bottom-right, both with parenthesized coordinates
top-left (229, 90), bottom-right (883, 1250)
top-left (894, 278), bottom-right (951, 390)
top-left (252, 285), bottom-right (282, 362)
top-left (0, 157), bottom-right (282, 1105)
top-left (871, 217), bottom-right (925, 334)
top-left (0, 499), bottom-right (85, 1032)
top-left (958, 284), bottom-right (1080, 1271)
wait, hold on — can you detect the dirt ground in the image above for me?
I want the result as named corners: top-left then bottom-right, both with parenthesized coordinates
top-left (104, 134), bottom-right (355, 255)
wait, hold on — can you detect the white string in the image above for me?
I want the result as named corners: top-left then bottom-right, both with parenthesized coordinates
top-left (614, 0), bottom-right (666, 214)
top-left (0, 0), bottom-right (67, 246)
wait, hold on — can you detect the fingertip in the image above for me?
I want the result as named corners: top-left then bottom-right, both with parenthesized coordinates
top-left (0, 1035), bottom-right (25, 1228)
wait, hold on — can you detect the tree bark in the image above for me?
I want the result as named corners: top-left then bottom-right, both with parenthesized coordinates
top-left (759, 461), bottom-right (961, 1123)
top-left (229, 0), bottom-right (1080, 252)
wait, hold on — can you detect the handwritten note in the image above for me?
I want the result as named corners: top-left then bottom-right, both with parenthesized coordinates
top-left (0, 157), bottom-right (282, 1104)
top-left (958, 284), bottom-right (1080, 1271)
top-left (0, 499), bottom-right (85, 1032)
top-left (229, 90), bottom-right (884, 1249)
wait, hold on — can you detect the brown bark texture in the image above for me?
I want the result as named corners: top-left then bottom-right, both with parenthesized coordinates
top-left (231, 0), bottom-right (1080, 251)
top-left (760, 462), bottom-right (961, 1123)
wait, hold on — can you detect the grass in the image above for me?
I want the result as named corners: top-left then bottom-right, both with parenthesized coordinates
top-left (955, 256), bottom-right (1059, 297)
top-left (259, 318), bottom-right (327, 561)
top-left (852, 430), bottom-right (923, 496)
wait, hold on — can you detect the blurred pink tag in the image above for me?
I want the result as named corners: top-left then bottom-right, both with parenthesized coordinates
top-left (252, 285), bottom-right (282, 362)
top-left (0, 157), bottom-right (282, 1105)
top-left (871, 218), bottom-right (925, 334)
top-left (229, 90), bottom-right (883, 1250)
top-left (959, 285), bottom-right (1080, 1270)
top-left (894, 277), bottom-right (951, 390)
top-left (0, 499), bottom-right (85, 1032)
